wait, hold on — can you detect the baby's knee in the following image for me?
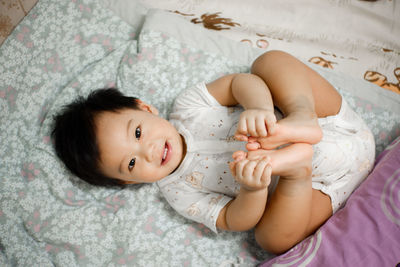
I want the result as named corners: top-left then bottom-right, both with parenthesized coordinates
top-left (254, 227), bottom-right (299, 255)
top-left (251, 50), bottom-right (288, 74)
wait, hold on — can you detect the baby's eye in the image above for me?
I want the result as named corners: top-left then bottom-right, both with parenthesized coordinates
top-left (135, 127), bottom-right (141, 139)
top-left (128, 158), bottom-right (136, 170)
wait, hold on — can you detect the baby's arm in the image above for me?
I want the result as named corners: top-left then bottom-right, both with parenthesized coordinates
top-left (207, 72), bottom-right (277, 140)
top-left (216, 157), bottom-right (272, 231)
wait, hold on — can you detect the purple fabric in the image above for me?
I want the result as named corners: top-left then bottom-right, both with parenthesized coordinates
top-left (260, 136), bottom-right (400, 267)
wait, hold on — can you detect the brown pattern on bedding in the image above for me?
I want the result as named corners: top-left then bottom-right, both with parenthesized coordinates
top-left (256, 39), bottom-right (269, 49)
top-left (172, 10), bottom-right (195, 17)
top-left (382, 48), bottom-right (394, 53)
top-left (255, 33), bottom-right (270, 48)
top-left (364, 68), bottom-right (400, 94)
top-left (320, 51), bottom-right (358, 61)
top-left (308, 57), bottom-right (337, 69)
top-left (191, 12), bottom-right (240, 31)
top-left (240, 38), bottom-right (269, 49)
top-left (240, 39), bottom-right (251, 44)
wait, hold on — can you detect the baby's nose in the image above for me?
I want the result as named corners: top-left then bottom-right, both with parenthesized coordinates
top-left (144, 142), bottom-right (157, 162)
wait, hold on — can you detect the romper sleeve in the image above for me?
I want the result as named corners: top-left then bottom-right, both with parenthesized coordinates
top-left (172, 82), bottom-right (222, 112)
top-left (158, 179), bottom-right (232, 234)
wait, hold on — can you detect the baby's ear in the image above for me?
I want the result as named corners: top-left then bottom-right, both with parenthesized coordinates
top-left (136, 99), bottom-right (159, 116)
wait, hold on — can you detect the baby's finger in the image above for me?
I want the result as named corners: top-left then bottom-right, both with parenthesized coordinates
top-left (256, 116), bottom-right (268, 137)
top-left (242, 160), bottom-right (258, 179)
top-left (237, 118), bottom-right (248, 136)
top-left (234, 133), bottom-right (248, 142)
top-left (246, 118), bottom-right (257, 137)
top-left (265, 116), bottom-right (277, 135)
top-left (253, 158), bottom-right (269, 179)
top-left (235, 159), bottom-right (249, 180)
top-left (261, 163), bottom-right (272, 186)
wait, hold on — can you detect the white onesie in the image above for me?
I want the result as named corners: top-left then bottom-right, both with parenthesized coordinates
top-left (157, 82), bottom-right (375, 233)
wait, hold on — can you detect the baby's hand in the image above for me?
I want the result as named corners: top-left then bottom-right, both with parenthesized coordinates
top-left (245, 114), bottom-right (323, 151)
top-left (229, 152), bottom-right (272, 191)
top-left (235, 109), bottom-right (277, 142)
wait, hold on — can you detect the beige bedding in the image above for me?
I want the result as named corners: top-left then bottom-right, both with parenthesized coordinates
top-left (108, 0), bottom-right (400, 95)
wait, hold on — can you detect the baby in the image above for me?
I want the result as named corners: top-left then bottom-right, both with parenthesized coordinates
top-left (52, 50), bottom-right (375, 254)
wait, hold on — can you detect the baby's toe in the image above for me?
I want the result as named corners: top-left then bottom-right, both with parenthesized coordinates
top-left (246, 141), bottom-right (261, 151)
top-left (232, 150), bottom-right (247, 161)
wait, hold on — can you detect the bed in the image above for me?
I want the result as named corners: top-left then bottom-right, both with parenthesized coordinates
top-left (0, 0), bottom-right (399, 266)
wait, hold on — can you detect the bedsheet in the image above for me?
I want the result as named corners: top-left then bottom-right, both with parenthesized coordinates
top-left (0, 0), bottom-right (399, 266)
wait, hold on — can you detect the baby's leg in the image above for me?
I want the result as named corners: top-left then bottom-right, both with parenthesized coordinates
top-left (249, 51), bottom-right (342, 150)
top-left (243, 145), bottom-right (332, 254)
top-left (251, 51), bottom-right (342, 119)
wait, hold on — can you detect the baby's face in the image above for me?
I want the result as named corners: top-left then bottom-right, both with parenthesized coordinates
top-left (95, 104), bottom-right (185, 184)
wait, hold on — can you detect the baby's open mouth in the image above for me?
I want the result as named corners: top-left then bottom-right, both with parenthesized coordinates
top-left (161, 141), bottom-right (171, 165)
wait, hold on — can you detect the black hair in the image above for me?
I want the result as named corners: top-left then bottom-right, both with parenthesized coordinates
top-left (51, 88), bottom-right (140, 186)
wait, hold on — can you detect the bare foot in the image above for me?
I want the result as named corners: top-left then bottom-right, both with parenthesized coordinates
top-left (246, 112), bottom-right (323, 150)
top-left (233, 143), bottom-right (313, 179)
